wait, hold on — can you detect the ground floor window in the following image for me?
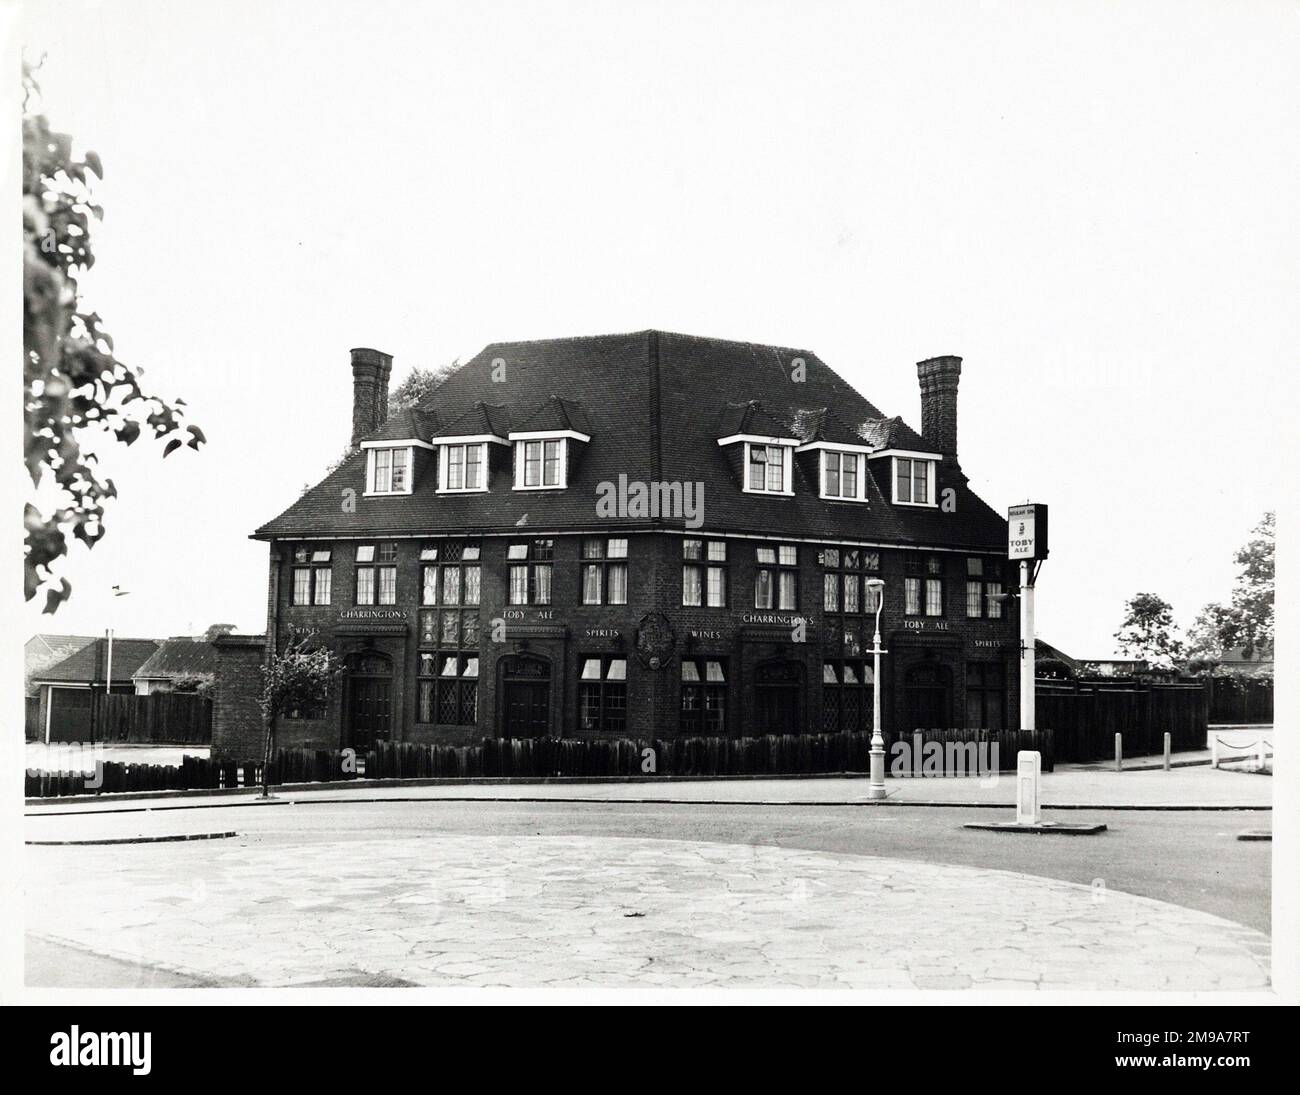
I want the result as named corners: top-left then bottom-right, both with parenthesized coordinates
top-left (418, 652), bottom-right (479, 725)
top-left (578, 656), bottom-right (627, 733)
top-left (822, 659), bottom-right (874, 733)
top-left (965, 661), bottom-right (1005, 729)
top-left (680, 658), bottom-right (727, 735)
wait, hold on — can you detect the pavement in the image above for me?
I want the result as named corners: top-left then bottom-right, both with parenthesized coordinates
top-left (24, 831), bottom-right (1270, 991)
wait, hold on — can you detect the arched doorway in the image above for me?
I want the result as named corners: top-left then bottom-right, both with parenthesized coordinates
top-left (499, 654), bottom-right (551, 738)
top-left (346, 651), bottom-right (392, 751)
top-left (754, 660), bottom-right (803, 735)
top-left (903, 662), bottom-right (953, 731)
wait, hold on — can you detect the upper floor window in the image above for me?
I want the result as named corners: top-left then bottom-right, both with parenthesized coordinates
top-left (420, 541), bottom-right (481, 607)
top-left (507, 539), bottom-right (554, 605)
top-left (755, 543), bottom-right (798, 610)
top-left (746, 443), bottom-right (793, 494)
top-left (438, 442), bottom-right (488, 492)
top-left (366, 446), bottom-right (412, 495)
top-left (290, 545), bottom-right (333, 606)
top-left (893, 456), bottom-right (936, 506)
top-left (581, 538), bottom-right (628, 605)
top-left (904, 555), bottom-right (944, 617)
top-left (820, 546), bottom-right (881, 614)
top-left (965, 557), bottom-right (1005, 619)
top-left (355, 542), bottom-right (397, 606)
top-left (682, 538), bottom-right (728, 607)
top-left (515, 438), bottom-right (566, 489)
top-left (821, 450), bottom-right (867, 501)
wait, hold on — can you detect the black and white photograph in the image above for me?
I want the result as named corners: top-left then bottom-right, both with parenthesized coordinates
top-left (3, 0), bottom-right (1298, 1047)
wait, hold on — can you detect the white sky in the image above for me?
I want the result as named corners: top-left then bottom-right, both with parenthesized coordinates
top-left (16, 0), bottom-right (1300, 656)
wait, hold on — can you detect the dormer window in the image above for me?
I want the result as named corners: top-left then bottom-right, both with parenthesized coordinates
top-left (821, 450), bottom-right (866, 502)
top-left (438, 442), bottom-right (488, 493)
top-left (894, 456), bottom-right (936, 506)
top-left (514, 437), bottom-right (566, 490)
top-left (365, 446), bottom-right (412, 496)
top-left (740, 442), bottom-right (796, 495)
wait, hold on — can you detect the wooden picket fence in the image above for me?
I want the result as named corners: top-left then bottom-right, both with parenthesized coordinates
top-left (1036, 679), bottom-right (1207, 761)
top-left (87, 692), bottom-right (212, 744)
top-left (1206, 676), bottom-right (1273, 725)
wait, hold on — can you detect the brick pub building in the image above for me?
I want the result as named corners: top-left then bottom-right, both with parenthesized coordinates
top-left (233, 331), bottom-right (1017, 757)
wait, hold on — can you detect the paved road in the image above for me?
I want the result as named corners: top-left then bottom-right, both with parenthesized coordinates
top-left (25, 798), bottom-right (1270, 990)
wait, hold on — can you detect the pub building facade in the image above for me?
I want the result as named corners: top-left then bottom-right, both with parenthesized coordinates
top-left (251, 331), bottom-right (1017, 753)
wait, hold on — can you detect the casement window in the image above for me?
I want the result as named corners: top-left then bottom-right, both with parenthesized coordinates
top-left (965, 661), bottom-right (1006, 729)
top-left (680, 658), bottom-right (727, 735)
top-left (580, 538), bottom-right (628, 605)
top-left (365, 446), bottom-right (413, 496)
top-left (893, 456), bottom-right (937, 506)
top-left (438, 442), bottom-right (488, 492)
top-left (965, 557), bottom-right (1005, 619)
top-left (821, 547), bottom-right (881, 659)
top-left (821, 660), bottom-right (874, 733)
top-left (904, 555), bottom-right (944, 617)
top-left (755, 543), bottom-right (798, 610)
top-left (290, 545), bottom-right (334, 607)
top-left (514, 438), bottom-right (566, 489)
top-left (578, 656), bottom-right (627, 733)
top-left (355, 543), bottom-right (397, 606)
top-left (507, 539), bottom-right (554, 605)
top-left (420, 542), bottom-right (481, 608)
top-left (744, 442), bottom-right (793, 495)
top-left (821, 450), bottom-right (866, 501)
top-left (682, 539), bottom-right (728, 607)
top-left (417, 652), bottom-right (479, 726)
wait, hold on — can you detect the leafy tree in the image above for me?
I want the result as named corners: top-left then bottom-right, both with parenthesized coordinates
top-left (23, 61), bottom-right (204, 612)
top-left (388, 360), bottom-right (459, 415)
top-left (256, 637), bottom-right (343, 796)
top-left (1114, 592), bottom-right (1184, 662)
top-left (1184, 513), bottom-right (1275, 661)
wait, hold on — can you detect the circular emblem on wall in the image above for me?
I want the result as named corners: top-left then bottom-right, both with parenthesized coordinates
top-left (634, 611), bottom-right (676, 670)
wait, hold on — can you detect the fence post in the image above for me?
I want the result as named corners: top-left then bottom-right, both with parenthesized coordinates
top-left (1114, 732), bottom-right (1122, 773)
top-left (1163, 731), bottom-right (1171, 771)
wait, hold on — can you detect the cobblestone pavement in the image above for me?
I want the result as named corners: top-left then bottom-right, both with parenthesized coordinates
top-left (26, 835), bottom-right (1270, 990)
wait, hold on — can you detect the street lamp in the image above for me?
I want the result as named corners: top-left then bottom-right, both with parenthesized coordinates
top-left (865, 577), bottom-right (887, 799)
top-left (105, 585), bottom-right (131, 696)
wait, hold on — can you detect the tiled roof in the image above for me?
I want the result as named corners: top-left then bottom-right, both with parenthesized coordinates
top-left (789, 407), bottom-right (871, 448)
top-left (133, 637), bottom-right (221, 680)
top-left (255, 330), bottom-right (1007, 550)
top-left (717, 400), bottom-right (798, 440)
top-left (25, 634), bottom-right (98, 694)
top-left (31, 638), bottom-right (160, 684)
top-left (513, 396), bottom-right (593, 436)
top-left (362, 407), bottom-right (438, 444)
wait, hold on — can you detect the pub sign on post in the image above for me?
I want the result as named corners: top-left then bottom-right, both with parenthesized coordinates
top-left (1008, 503), bottom-right (1049, 561)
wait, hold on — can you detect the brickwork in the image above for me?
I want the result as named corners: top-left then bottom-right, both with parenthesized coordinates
top-left (211, 635), bottom-right (267, 760)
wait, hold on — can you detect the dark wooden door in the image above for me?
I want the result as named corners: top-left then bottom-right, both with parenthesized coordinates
top-left (754, 684), bottom-right (800, 735)
top-left (348, 677), bottom-right (392, 751)
top-left (503, 680), bottom-right (550, 738)
top-left (903, 664), bottom-right (953, 731)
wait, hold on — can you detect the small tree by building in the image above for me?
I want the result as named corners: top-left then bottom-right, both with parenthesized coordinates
top-left (257, 638), bottom-right (342, 796)
top-left (1114, 592), bottom-right (1184, 664)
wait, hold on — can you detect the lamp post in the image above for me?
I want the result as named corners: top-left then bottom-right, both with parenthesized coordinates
top-left (105, 585), bottom-right (131, 696)
top-left (865, 577), bottom-right (887, 799)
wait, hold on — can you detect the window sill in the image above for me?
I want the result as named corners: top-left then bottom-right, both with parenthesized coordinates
top-left (892, 499), bottom-right (939, 508)
top-left (363, 490), bottom-right (413, 498)
top-left (436, 487), bottom-right (490, 495)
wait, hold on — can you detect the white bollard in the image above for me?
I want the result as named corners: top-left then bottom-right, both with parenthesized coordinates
top-left (1163, 731), bottom-right (1171, 771)
top-left (1212, 735), bottom-right (1219, 769)
top-left (1258, 742), bottom-right (1267, 769)
top-left (1016, 750), bottom-right (1041, 826)
top-left (1115, 733), bottom-right (1123, 773)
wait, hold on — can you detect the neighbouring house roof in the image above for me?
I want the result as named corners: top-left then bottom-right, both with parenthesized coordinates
top-left (255, 330), bottom-right (1008, 550)
top-left (25, 635), bottom-right (99, 695)
top-left (30, 637), bottom-right (160, 686)
top-left (132, 637), bottom-right (221, 681)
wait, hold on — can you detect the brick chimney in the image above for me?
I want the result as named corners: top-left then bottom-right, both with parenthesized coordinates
top-left (350, 347), bottom-right (393, 448)
top-left (916, 355), bottom-right (962, 458)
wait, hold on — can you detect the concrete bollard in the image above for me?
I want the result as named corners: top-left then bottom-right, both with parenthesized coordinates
top-left (1258, 742), bottom-right (1267, 769)
top-left (1016, 750), bottom-right (1041, 826)
top-left (1115, 733), bottom-right (1123, 773)
top-left (1163, 731), bottom-right (1171, 771)
top-left (1212, 735), bottom-right (1219, 769)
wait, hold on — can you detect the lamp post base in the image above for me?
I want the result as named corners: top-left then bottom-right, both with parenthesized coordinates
top-left (867, 748), bottom-right (887, 799)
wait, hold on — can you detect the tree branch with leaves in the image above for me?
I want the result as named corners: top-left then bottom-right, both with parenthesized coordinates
top-left (23, 61), bottom-right (204, 612)
top-left (257, 638), bottom-right (343, 796)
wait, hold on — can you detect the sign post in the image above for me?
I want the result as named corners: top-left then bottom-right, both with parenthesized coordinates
top-left (1008, 504), bottom-right (1048, 732)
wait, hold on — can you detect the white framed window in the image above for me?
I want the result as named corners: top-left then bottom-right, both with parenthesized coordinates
top-left (893, 456), bottom-right (937, 506)
top-left (514, 437), bottom-right (567, 490)
top-left (438, 442), bottom-right (488, 492)
top-left (821, 450), bottom-right (866, 501)
top-left (743, 442), bottom-right (794, 495)
top-left (366, 446), bottom-right (413, 495)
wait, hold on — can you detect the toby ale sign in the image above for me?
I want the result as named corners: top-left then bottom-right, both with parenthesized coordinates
top-left (1008, 503), bottom-right (1049, 561)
